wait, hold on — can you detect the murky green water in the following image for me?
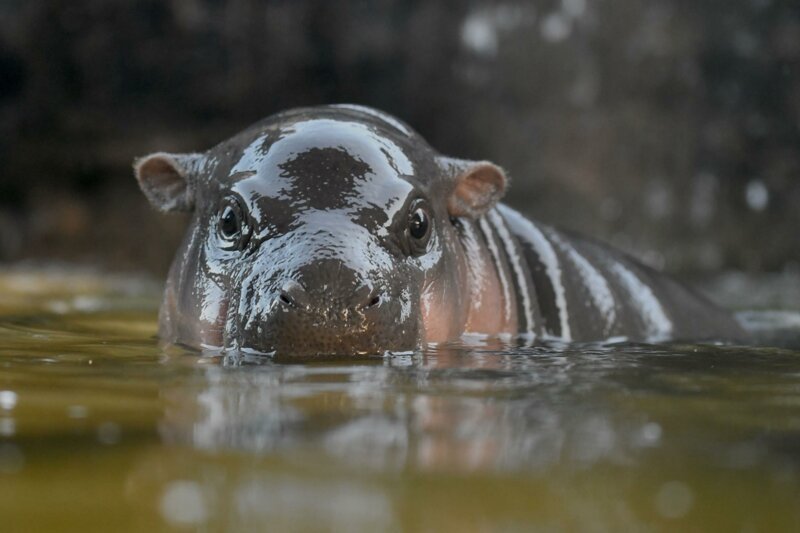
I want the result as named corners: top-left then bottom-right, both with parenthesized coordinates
top-left (0, 269), bottom-right (799, 532)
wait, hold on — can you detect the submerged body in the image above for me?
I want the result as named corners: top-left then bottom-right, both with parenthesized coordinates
top-left (134, 105), bottom-right (744, 356)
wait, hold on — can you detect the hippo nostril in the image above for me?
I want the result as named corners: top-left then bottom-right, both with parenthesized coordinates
top-left (351, 283), bottom-right (383, 311)
top-left (279, 280), bottom-right (309, 309)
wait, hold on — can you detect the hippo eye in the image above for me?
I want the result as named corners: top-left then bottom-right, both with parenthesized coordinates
top-left (409, 208), bottom-right (429, 240)
top-left (217, 197), bottom-right (250, 250)
top-left (406, 200), bottom-right (432, 253)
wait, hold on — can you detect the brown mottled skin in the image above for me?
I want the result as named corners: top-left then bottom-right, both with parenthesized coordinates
top-left (134, 105), bottom-right (745, 357)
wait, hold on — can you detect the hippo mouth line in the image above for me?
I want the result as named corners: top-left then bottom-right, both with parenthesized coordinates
top-left (224, 330), bottom-right (416, 359)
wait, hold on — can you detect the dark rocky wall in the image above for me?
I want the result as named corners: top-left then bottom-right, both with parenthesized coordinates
top-left (0, 0), bottom-right (798, 275)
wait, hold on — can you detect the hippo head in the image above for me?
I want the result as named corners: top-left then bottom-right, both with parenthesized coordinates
top-left (135, 105), bottom-right (507, 357)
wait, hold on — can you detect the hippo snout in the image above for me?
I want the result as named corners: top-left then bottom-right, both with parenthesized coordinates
top-left (272, 258), bottom-right (385, 319)
top-left (272, 276), bottom-right (384, 333)
top-left (233, 259), bottom-right (415, 357)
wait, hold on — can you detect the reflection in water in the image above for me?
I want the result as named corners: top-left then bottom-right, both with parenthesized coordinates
top-left (145, 339), bottom-right (800, 531)
top-left (1, 270), bottom-right (800, 531)
top-left (159, 341), bottom-right (800, 475)
top-left (153, 473), bottom-right (395, 531)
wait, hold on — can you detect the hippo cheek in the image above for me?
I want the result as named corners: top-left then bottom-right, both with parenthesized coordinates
top-left (417, 251), bottom-right (469, 344)
top-left (194, 286), bottom-right (231, 348)
top-left (419, 283), bottom-right (465, 344)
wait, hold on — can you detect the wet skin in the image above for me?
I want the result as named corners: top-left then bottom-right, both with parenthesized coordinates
top-left (135, 105), bottom-right (745, 357)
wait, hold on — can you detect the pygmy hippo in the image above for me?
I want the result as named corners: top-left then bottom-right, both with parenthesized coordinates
top-left (134, 104), bottom-right (745, 356)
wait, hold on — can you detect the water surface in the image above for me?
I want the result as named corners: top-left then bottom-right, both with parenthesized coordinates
top-left (0, 269), bottom-right (799, 532)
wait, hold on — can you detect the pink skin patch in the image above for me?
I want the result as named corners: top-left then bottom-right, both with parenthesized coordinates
top-left (419, 281), bottom-right (464, 343)
top-left (462, 247), bottom-right (517, 335)
top-left (419, 222), bottom-right (518, 344)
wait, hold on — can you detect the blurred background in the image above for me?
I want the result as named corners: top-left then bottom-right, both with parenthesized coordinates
top-left (0, 0), bottom-right (798, 281)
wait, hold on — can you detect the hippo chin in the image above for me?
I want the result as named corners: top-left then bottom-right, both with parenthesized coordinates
top-left (134, 104), bottom-right (745, 357)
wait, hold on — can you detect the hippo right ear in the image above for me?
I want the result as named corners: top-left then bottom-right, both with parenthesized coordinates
top-left (438, 157), bottom-right (509, 218)
top-left (134, 152), bottom-right (205, 212)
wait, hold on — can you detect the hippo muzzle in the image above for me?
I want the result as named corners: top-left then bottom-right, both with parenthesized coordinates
top-left (231, 251), bottom-right (419, 356)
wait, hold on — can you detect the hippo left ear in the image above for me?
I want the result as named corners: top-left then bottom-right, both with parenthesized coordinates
top-left (133, 152), bottom-right (205, 212)
top-left (438, 157), bottom-right (508, 218)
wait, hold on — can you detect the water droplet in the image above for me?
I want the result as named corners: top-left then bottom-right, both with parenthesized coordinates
top-left (745, 180), bottom-right (769, 212)
top-left (67, 405), bottom-right (88, 419)
top-left (160, 480), bottom-right (208, 526)
top-left (640, 422), bottom-right (662, 445)
top-left (0, 391), bottom-right (17, 411)
top-left (540, 12), bottom-right (571, 43)
top-left (461, 12), bottom-right (498, 57)
top-left (654, 481), bottom-right (694, 519)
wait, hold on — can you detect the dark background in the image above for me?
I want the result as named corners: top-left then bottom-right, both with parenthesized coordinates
top-left (1, 0), bottom-right (798, 276)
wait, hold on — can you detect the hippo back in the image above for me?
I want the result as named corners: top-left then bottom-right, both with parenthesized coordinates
top-left (491, 204), bottom-right (746, 342)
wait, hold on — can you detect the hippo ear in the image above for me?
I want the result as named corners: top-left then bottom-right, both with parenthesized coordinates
top-left (134, 152), bottom-right (205, 212)
top-left (438, 157), bottom-right (508, 218)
